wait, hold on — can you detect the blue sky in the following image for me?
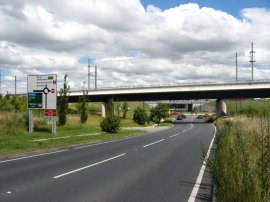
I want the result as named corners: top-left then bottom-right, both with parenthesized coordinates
top-left (141, 0), bottom-right (270, 18)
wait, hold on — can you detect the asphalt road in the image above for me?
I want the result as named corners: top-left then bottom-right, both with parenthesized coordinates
top-left (0, 116), bottom-right (215, 202)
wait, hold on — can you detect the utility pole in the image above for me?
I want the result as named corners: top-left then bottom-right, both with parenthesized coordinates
top-left (88, 59), bottom-right (91, 91)
top-left (0, 69), bottom-right (2, 95)
top-left (15, 76), bottom-right (17, 95)
top-left (250, 42), bottom-right (255, 82)
top-left (235, 52), bottom-right (238, 114)
top-left (95, 65), bottom-right (97, 90)
top-left (235, 52), bottom-right (238, 83)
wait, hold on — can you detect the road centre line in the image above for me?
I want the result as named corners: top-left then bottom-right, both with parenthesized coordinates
top-left (170, 124), bottom-right (193, 138)
top-left (53, 153), bottom-right (126, 179)
top-left (0, 133), bottom-right (148, 164)
top-left (143, 139), bottom-right (165, 148)
top-left (170, 133), bottom-right (180, 138)
top-left (188, 124), bottom-right (217, 202)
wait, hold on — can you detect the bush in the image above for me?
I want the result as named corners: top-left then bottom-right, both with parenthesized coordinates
top-left (150, 103), bottom-right (169, 124)
top-left (100, 115), bottom-right (120, 133)
top-left (133, 107), bottom-right (149, 125)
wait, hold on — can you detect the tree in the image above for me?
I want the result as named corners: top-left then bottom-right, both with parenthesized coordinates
top-left (58, 74), bottom-right (70, 126)
top-left (150, 103), bottom-right (169, 124)
top-left (133, 107), bottom-right (149, 125)
top-left (79, 89), bottom-right (88, 124)
top-left (122, 101), bottom-right (128, 119)
top-left (115, 101), bottom-right (122, 118)
top-left (100, 99), bottom-right (121, 133)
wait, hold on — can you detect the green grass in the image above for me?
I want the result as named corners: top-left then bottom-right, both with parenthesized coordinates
top-left (0, 113), bottom-right (145, 157)
top-left (207, 99), bottom-right (270, 114)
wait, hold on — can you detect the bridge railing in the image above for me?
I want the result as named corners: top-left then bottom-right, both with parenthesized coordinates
top-left (69, 79), bottom-right (270, 93)
top-left (8, 79), bottom-right (270, 96)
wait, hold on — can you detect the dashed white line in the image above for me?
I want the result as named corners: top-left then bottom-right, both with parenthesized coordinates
top-left (170, 133), bottom-right (180, 138)
top-left (53, 153), bottom-right (126, 179)
top-left (143, 139), bottom-right (165, 148)
top-left (170, 124), bottom-right (193, 138)
top-left (188, 124), bottom-right (216, 202)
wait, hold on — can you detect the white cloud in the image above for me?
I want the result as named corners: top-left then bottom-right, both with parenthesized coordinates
top-left (0, 1), bottom-right (269, 94)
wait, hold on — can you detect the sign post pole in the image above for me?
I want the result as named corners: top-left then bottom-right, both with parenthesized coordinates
top-left (52, 116), bottom-right (56, 134)
top-left (29, 110), bottom-right (34, 133)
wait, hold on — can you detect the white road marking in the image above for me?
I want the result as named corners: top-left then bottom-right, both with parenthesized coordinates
top-left (32, 132), bottom-right (104, 142)
top-left (188, 124), bottom-right (216, 202)
top-left (143, 139), bottom-right (165, 148)
top-left (53, 153), bottom-right (126, 179)
top-left (0, 149), bottom-right (69, 164)
top-left (170, 133), bottom-right (180, 138)
top-left (170, 124), bottom-right (193, 138)
top-left (0, 133), bottom-right (147, 164)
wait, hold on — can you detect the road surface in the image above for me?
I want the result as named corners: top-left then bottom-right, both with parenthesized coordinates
top-left (0, 116), bottom-right (215, 202)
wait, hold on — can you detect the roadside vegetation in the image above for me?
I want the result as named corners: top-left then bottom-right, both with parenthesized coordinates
top-left (208, 101), bottom-right (270, 201)
top-left (0, 91), bottom-right (174, 157)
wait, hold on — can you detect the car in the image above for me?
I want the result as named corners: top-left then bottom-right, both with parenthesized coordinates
top-left (197, 115), bottom-right (204, 119)
top-left (181, 114), bottom-right (187, 118)
top-left (176, 115), bottom-right (182, 120)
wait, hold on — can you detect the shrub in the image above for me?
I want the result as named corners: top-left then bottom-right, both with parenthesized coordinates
top-left (150, 103), bottom-right (169, 124)
top-left (100, 115), bottom-right (120, 133)
top-left (133, 107), bottom-right (149, 125)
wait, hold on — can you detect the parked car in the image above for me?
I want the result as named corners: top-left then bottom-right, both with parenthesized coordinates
top-left (197, 115), bottom-right (204, 119)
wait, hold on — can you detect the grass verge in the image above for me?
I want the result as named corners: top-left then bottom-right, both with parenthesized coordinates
top-left (0, 113), bottom-right (145, 157)
top-left (208, 115), bottom-right (270, 201)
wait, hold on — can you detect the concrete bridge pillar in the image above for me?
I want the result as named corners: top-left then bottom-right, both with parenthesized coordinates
top-left (216, 99), bottom-right (227, 117)
top-left (101, 102), bottom-right (108, 118)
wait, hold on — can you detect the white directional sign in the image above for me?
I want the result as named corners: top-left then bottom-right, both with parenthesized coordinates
top-left (27, 75), bottom-right (57, 109)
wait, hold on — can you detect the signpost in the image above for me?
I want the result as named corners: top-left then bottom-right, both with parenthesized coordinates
top-left (27, 75), bottom-right (57, 134)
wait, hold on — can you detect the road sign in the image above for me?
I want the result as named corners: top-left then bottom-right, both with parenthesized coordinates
top-left (44, 109), bottom-right (57, 116)
top-left (28, 92), bottom-right (43, 108)
top-left (27, 75), bottom-right (57, 109)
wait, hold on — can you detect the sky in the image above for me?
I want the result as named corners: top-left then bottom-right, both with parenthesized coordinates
top-left (0, 0), bottom-right (270, 94)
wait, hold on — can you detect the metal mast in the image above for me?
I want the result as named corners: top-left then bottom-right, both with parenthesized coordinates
top-left (88, 59), bottom-right (90, 91)
top-left (235, 52), bottom-right (238, 83)
top-left (95, 65), bottom-right (97, 90)
top-left (15, 76), bottom-right (17, 95)
top-left (0, 69), bottom-right (2, 95)
top-left (250, 42), bottom-right (255, 82)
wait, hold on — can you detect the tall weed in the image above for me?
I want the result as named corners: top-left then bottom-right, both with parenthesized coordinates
top-left (209, 116), bottom-right (269, 201)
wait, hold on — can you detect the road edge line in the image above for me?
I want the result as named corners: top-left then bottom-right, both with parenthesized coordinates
top-left (188, 124), bottom-right (216, 202)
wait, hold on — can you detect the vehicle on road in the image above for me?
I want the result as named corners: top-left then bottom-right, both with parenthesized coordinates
top-left (181, 114), bottom-right (187, 118)
top-left (197, 115), bottom-right (204, 119)
top-left (176, 115), bottom-right (183, 120)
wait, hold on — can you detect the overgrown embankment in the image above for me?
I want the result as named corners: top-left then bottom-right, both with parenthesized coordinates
top-left (209, 116), bottom-right (270, 201)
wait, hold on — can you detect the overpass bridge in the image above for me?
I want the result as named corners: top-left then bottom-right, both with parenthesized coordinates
top-left (68, 81), bottom-right (270, 116)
